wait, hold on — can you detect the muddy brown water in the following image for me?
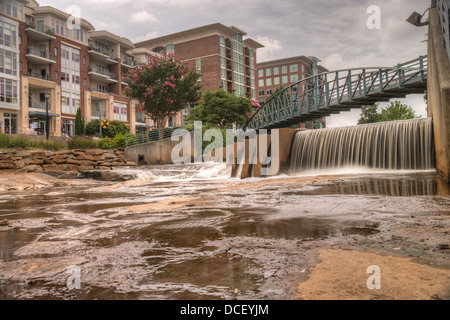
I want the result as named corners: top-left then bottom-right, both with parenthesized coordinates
top-left (0, 164), bottom-right (449, 300)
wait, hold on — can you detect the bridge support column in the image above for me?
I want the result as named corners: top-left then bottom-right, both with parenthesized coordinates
top-left (428, 8), bottom-right (450, 182)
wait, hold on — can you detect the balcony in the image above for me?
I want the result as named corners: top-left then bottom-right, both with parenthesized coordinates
top-left (26, 47), bottom-right (56, 65)
top-left (121, 56), bottom-right (135, 70)
top-left (91, 107), bottom-right (106, 118)
top-left (27, 72), bottom-right (52, 81)
top-left (29, 99), bottom-right (46, 111)
top-left (88, 46), bottom-right (117, 65)
top-left (25, 23), bottom-right (56, 41)
top-left (89, 67), bottom-right (118, 84)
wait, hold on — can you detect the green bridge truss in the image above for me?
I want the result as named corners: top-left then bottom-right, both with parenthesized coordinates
top-left (245, 56), bottom-right (428, 130)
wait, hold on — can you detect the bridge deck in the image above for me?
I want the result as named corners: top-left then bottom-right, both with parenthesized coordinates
top-left (246, 56), bottom-right (428, 130)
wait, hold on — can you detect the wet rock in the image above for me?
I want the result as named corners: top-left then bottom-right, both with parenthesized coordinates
top-left (0, 219), bottom-right (11, 227)
top-left (0, 162), bottom-right (15, 170)
top-left (19, 165), bottom-right (44, 173)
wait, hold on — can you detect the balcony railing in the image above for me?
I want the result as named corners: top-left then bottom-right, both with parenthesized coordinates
top-left (26, 23), bottom-right (55, 37)
top-left (88, 46), bottom-right (115, 59)
top-left (29, 99), bottom-right (46, 110)
top-left (91, 108), bottom-right (106, 118)
top-left (26, 47), bottom-right (56, 61)
top-left (27, 72), bottom-right (52, 81)
top-left (91, 88), bottom-right (111, 94)
top-left (121, 56), bottom-right (134, 67)
top-left (136, 117), bottom-right (146, 124)
top-left (89, 67), bottom-right (118, 81)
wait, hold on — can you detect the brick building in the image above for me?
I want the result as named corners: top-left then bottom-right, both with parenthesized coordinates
top-left (134, 23), bottom-right (264, 125)
top-left (256, 56), bottom-right (328, 129)
top-left (0, 0), bottom-right (154, 138)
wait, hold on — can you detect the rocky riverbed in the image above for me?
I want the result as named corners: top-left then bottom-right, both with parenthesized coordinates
top-left (0, 165), bottom-right (449, 300)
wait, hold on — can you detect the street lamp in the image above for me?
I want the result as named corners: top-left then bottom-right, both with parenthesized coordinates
top-left (44, 91), bottom-right (50, 140)
top-left (406, 8), bottom-right (431, 27)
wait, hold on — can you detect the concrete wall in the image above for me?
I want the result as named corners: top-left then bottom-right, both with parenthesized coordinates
top-left (428, 8), bottom-right (450, 182)
top-left (125, 132), bottom-right (195, 165)
top-left (232, 128), bottom-right (306, 179)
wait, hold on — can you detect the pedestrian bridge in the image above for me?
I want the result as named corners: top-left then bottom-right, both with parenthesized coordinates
top-left (245, 56), bottom-right (428, 130)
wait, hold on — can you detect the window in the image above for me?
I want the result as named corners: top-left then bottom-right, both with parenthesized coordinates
top-left (219, 36), bottom-right (225, 45)
top-left (196, 59), bottom-right (201, 75)
top-left (258, 79), bottom-right (264, 87)
top-left (274, 77), bottom-right (280, 85)
top-left (83, 56), bottom-right (86, 65)
top-left (54, 47), bottom-right (58, 56)
top-left (62, 120), bottom-right (75, 138)
top-left (267, 88), bottom-right (273, 96)
top-left (290, 74), bottom-right (299, 82)
top-left (0, 20), bottom-right (18, 49)
top-left (290, 64), bottom-right (298, 72)
top-left (258, 69), bottom-right (264, 77)
top-left (273, 67), bottom-right (280, 75)
top-left (3, 112), bottom-right (17, 134)
top-left (259, 89), bottom-right (265, 96)
top-left (166, 44), bottom-right (175, 55)
top-left (266, 78), bottom-right (272, 86)
top-left (282, 76), bottom-right (288, 84)
top-left (0, 0), bottom-right (24, 19)
top-left (0, 77), bottom-right (18, 104)
top-left (266, 68), bottom-right (271, 76)
top-left (74, 28), bottom-right (87, 43)
top-left (281, 66), bottom-right (288, 74)
top-left (113, 101), bottom-right (128, 121)
top-left (54, 71), bottom-right (58, 79)
top-left (51, 17), bottom-right (68, 37)
top-left (0, 49), bottom-right (18, 75)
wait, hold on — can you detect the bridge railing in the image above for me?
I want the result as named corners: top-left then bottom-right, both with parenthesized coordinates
top-left (245, 56), bottom-right (428, 130)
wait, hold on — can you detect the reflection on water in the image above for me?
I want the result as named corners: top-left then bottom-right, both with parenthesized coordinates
top-left (288, 172), bottom-right (450, 197)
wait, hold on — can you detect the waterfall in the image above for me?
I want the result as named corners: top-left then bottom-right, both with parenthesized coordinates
top-left (290, 118), bottom-right (435, 173)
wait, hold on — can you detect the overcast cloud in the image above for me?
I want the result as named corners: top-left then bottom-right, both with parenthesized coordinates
top-left (40, 0), bottom-right (431, 127)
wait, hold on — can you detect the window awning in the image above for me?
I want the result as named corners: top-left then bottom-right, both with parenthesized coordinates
top-left (136, 124), bottom-right (153, 129)
top-left (29, 111), bottom-right (61, 118)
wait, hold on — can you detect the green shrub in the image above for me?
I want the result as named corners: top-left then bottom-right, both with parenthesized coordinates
top-left (68, 137), bottom-right (98, 150)
top-left (0, 134), bottom-right (9, 148)
top-left (85, 120), bottom-right (130, 138)
top-left (98, 137), bottom-right (114, 149)
top-left (8, 137), bottom-right (29, 149)
top-left (112, 132), bottom-right (127, 149)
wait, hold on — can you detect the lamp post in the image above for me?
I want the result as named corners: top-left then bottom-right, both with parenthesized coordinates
top-left (44, 91), bottom-right (50, 140)
top-left (406, 8), bottom-right (431, 27)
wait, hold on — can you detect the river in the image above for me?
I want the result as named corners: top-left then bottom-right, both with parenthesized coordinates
top-left (0, 164), bottom-right (449, 300)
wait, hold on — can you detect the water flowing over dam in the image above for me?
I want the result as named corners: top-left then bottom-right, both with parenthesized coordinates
top-left (290, 118), bottom-right (435, 173)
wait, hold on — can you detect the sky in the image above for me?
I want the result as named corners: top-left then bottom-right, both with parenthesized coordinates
top-left (40, 0), bottom-right (431, 127)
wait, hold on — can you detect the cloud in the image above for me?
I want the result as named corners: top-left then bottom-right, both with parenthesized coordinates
top-left (130, 11), bottom-right (159, 24)
top-left (255, 36), bottom-right (282, 63)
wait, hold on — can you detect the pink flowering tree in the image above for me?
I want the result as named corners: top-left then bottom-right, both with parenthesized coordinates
top-left (123, 54), bottom-right (201, 131)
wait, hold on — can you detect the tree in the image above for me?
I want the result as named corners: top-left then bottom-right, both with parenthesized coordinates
top-left (358, 101), bottom-right (419, 125)
top-left (123, 54), bottom-right (201, 131)
top-left (186, 89), bottom-right (253, 127)
top-left (75, 108), bottom-right (85, 136)
top-left (358, 104), bottom-right (381, 125)
top-left (379, 101), bottom-right (419, 122)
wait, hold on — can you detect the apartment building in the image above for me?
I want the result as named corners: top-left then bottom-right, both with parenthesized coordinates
top-left (135, 23), bottom-right (264, 125)
top-left (257, 56), bottom-right (328, 129)
top-left (0, 0), bottom-right (153, 138)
